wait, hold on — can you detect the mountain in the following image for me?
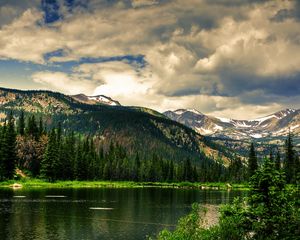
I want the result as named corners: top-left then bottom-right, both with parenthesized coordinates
top-left (0, 87), bottom-right (234, 165)
top-left (164, 108), bottom-right (300, 153)
top-left (71, 94), bottom-right (121, 106)
top-left (164, 108), bottom-right (300, 139)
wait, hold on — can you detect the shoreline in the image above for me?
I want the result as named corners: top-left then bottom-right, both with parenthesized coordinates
top-left (0, 179), bottom-right (249, 190)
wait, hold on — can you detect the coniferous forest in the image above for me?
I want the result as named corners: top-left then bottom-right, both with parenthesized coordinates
top-left (0, 111), bottom-right (299, 184)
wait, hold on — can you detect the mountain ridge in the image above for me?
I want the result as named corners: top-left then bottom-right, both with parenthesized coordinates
top-left (164, 108), bottom-right (300, 143)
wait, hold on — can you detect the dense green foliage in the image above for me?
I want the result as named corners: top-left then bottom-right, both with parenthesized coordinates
top-left (154, 155), bottom-right (300, 240)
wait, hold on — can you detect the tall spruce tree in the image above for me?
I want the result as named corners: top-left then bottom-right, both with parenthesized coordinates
top-left (38, 117), bottom-right (44, 138)
top-left (275, 151), bottom-right (281, 170)
top-left (17, 111), bottom-right (25, 136)
top-left (0, 126), bottom-right (3, 180)
top-left (284, 132), bottom-right (295, 183)
top-left (26, 115), bottom-right (38, 140)
top-left (3, 112), bottom-right (17, 179)
top-left (40, 129), bottom-right (58, 182)
top-left (248, 142), bottom-right (258, 179)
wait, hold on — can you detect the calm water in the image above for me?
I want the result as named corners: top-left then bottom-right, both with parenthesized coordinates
top-left (0, 187), bottom-right (246, 240)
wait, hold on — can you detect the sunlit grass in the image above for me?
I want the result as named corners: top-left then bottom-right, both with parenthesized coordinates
top-left (0, 179), bottom-right (250, 190)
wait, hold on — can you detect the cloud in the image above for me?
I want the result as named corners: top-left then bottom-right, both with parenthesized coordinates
top-left (0, 0), bottom-right (299, 118)
top-left (32, 61), bottom-right (156, 105)
top-left (32, 71), bottom-right (97, 94)
top-left (0, 8), bottom-right (61, 63)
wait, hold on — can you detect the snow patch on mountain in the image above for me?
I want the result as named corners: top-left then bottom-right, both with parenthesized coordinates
top-left (174, 109), bottom-right (202, 115)
top-left (250, 133), bottom-right (263, 138)
top-left (216, 117), bottom-right (231, 123)
top-left (214, 125), bottom-right (223, 131)
top-left (88, 95), bottom-right (119, 106)
top-left (233, 121), bottom-right (253, 128)
top-left (71, 94), bottom-right (120, 106)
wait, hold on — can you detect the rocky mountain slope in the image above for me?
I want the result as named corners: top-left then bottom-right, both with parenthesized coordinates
top-left (0, 87), bottom-right (234, 165)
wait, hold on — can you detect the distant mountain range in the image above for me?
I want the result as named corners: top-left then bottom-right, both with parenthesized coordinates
top-left (164, 109), bottom-right (300, 151)
top-left (164, 108), bottom-right (300, 140)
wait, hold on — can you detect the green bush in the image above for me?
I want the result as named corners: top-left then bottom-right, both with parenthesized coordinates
top-left (153, 158), bottom-right (300, 240)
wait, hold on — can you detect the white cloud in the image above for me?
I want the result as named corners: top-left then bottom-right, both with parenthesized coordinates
top-left (0, 9), bottom-right (61, 63)
top-left (1, 0), bottom-right (300, 118)
top-left (32, 71), bottom-right (97, 95)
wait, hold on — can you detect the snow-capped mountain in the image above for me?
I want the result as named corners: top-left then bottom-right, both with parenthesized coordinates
top-left (71, 94), bottom-right (121, 106)
top-left (164, 108), bottom-right (300, 141)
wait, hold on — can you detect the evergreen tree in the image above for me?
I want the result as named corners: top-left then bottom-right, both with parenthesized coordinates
top-left (284, 131), bottom-right (296, 183)
top-left (248, 142), bottom-right (258, 179)
top-left (17, 111), bottom-right (25, 136)
top-left (247, 158), bottom-right (299, 239)
top-left (275, 151), bottom-right (281, 170)
top-left (2, 112), bottom-right (17, 179)
top-left (269, 149), bottom-right (274, 162)
top-left (26, 115), bottom-right (38, 140)
top-left (133, 153), bottom-right (140, 181)
top-left (0, 126), bottom-right (4, 180)
top-left (183, 158), bottom-right (192, 182)
top-left (40, 129), bottom-right (58, 182)
top-left (38, 117), bottom-right (44, 137)
top-left (167, 160), bottom-right (174, 182)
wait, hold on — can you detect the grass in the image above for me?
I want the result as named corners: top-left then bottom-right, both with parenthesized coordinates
top-left (0, 178), bottom-right (250, 190)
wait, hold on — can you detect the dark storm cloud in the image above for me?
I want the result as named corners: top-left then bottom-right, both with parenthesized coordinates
top-left (169, 88), bottom-right (200, 97)
top-left (219, 72), bottom-right (300, 104)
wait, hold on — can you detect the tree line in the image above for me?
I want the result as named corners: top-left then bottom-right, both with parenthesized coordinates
top-left (247, 133), bottom-right (300, 184)
top-left (0, 111), bottom-right (299, 183)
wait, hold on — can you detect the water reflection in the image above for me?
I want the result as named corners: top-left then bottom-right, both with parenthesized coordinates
top-left (0, 188), bottom-right (246, 240)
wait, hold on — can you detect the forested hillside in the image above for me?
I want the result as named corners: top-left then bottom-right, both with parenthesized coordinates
top-left (0, 87), bottom-right (240, 182)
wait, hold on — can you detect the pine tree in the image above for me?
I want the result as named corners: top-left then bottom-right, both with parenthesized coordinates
top-left (167, 160), bottom-right (174, 182)
top-left (38, 117), bottom-right (44, 137)
top-left (284, 132), bottom-right (295, 183)
top-left (183, 158), bottom-right (192, 182)
top-left (40, 129), bottom-right (58, 182)
top-left (0, 125), bottom-right (5, 180)
top-left (275, 151), bottom-right (281, 170)
top-left (26, 115), bottom-right (38, 140)
top-left (133, 153), bottom-right (140, 181)
top-left (2, 112), bottom-right (17, 179)
top-left (269, 149), bottom-right (274, 162)
top-left (248, 142), bottom-right (258, 179)
top-left (17, 111), bottom-right (25, 136)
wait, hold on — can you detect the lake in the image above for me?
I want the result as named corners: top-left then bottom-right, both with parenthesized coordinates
top-left (0, 187), bottom-right (246, 240)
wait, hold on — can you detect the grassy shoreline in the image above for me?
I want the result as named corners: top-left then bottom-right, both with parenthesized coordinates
top-left (0, 179), bottom-right (249, 190)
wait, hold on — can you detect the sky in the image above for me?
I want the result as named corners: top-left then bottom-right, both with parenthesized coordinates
top-left (0, 0), bottom-right (300, 119)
